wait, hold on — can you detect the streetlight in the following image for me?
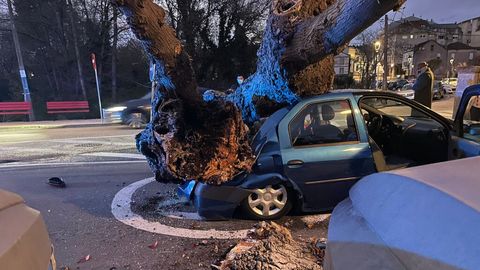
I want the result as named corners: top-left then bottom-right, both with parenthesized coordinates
top-left (407, 55), bottom-right (413, 77)
top-left (372, 41), bottom-right (381, 89)
top-left (449, 58), bottom-right (455, 78)
top-left (374, 41), bottom-right (381, 53)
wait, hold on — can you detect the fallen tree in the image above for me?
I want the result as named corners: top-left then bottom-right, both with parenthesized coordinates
top-left (112, 0), bottom-right (405, 185)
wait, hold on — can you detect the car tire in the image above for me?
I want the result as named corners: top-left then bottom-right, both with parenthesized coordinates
top-left (241, 184), bottom-right (292, 220)
top-left (126, 112), bottom-right (147, 129)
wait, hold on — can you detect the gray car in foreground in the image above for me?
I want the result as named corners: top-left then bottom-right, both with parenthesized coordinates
top-left (325, 156), bottom-right (480, 270)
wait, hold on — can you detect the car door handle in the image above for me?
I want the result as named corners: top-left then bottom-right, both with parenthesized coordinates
top-left (287, 160), bottom-right (304, 168)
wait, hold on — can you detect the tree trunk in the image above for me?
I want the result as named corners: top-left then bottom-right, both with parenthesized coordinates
top-left (112, 0), bottom-right (405, 185)
top-left (113, 0), bottom-right (255, 185)
top-left (111, 7), bottom-right (118, 102)
top-left (68, 0), bottom-right (88, 100)
top-left (97, 2), bottom-right (110, 94)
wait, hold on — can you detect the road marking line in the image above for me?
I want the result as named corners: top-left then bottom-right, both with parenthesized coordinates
top-left (111, 178), bottom-right (249, 239)
top-left (0, 160), bottom-right (147, 169)
top-left (81, 152), bottom-right (145, 159)
top-left (50, 139), bottom-right (134, 146)
top-left (164, 212), bottom-right (203, 220)
top-left (0, 134), bottom-right (137, 145)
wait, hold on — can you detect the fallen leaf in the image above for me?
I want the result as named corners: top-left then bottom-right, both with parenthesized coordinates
top-left (148, 241), bottom-right (159, 249)
top-left (77, 254), bottom-right (91, 264)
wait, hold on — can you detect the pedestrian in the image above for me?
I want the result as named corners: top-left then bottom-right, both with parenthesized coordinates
top-left (412, 62), bottom-right (434, 108)
top-left (470, 95), bottom-right (480, 121)
top-left (227, 75), bottom-right (245, 92)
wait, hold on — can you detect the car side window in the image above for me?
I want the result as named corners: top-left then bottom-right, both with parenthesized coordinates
top-left (361, 97), bottom-right (430, 119)
top-left (289, 100), bottom-right (359, 147)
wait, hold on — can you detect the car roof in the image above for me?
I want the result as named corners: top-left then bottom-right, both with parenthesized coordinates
top-left (388, 157), bottom-right (480, 212)
top-left (299, 89), bottom-right (410, 103)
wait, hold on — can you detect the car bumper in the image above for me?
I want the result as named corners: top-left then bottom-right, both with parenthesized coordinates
top-left (192, 182), bottom-right (251, 220)
top-left (102, 110), bottom-right (124, 123)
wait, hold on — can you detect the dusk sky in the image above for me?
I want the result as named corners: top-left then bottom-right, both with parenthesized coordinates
top-left (389, 0), bottom-right (479, 23)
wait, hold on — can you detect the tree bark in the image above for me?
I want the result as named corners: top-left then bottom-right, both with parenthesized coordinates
top-left (112, 0), bottom-right (405, 184)
top-left (113, 0), bottom-right (255, 185)
top-left (111, 7), bottom-right (118, 102)
top-left (229, 0), bottom-right (406, 122)
top-left (68, 0), bottom-right (88, 100)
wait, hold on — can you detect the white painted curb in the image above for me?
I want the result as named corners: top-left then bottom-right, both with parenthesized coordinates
top-left (111, 178), bottom-right (249, 239)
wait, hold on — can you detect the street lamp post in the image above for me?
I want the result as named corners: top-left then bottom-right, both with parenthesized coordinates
top-left (7, 0), bottom-right (35, 121)
top-left (407, 55), bottom-right (413, 77)
top-left (373, 41), bottom-right (381, 89)
top-left (449, 58), bottom-right (455, 78)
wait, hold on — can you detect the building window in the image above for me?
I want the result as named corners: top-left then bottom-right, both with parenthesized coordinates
top-left (402, 35), bottom-right (408, 39)
top-left (469, 52), bottom-right (474, 60)
top-left (431, 45), bottom-right (435, 51)
top-left (438, 35), bottom-right (445, 40)
top-left (451, 53), bottom-right (456, 59)
top-left (339, 67), bottom-right (345, 74)
top-left (410, 35), bottom-right (414, 39)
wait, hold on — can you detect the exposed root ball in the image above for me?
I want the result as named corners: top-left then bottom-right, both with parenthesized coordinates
top-left (141, 99), bottom-right (255, 185)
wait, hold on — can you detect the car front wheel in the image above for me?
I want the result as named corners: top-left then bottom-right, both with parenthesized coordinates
top-left (242, 184), bottom-right (292, 220)
top-left (126, 112), bottom-right (147, 129)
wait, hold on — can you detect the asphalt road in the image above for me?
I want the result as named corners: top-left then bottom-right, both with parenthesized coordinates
top-left (0, 124), bottom-right (140, 165)
top-left (0, 124), bottom-right (329, 269)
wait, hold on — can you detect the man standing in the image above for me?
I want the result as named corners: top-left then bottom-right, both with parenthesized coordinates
top-left (413, 62), bottom-right (434, 108)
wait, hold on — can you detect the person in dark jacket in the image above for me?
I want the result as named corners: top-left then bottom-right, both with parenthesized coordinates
top-left (413, 62), bottom-right (434, 108)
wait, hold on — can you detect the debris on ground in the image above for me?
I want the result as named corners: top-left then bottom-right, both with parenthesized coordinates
top-left (77, 254), bottom-right (91, 264)
top-left (148, 240), bottom-right (159, 249)
top-left (302, 214), bottom-right (330, 229)
top-left (218, 222), bottom-right (323, 270)
top-left (47, 177), bottom-right (66, 188)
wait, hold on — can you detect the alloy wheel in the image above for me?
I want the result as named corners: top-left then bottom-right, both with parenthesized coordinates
top-left (247, 185), bottom-right (288, 217)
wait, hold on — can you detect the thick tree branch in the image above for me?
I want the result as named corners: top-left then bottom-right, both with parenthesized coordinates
top-left (112, 0), bottom-right (255, 185)
top-left (113, 0), bottom-right (200, 105)
top-left (281, 0), bottom-right (406, 74)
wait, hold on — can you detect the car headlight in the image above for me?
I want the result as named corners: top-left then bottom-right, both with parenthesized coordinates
top-left (106, 106), bottom-right (127, 112)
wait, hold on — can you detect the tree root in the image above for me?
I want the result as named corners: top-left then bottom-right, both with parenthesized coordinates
top-left (220, 222), bottom-right (323, 270)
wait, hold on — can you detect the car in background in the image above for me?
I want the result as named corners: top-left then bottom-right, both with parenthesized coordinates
top-left (104, 87), bottom-right (211, 128)
top-left (0, 189), bottom-right (56, 269)
top-left (433, 81), bottom-right (447, 100)
top-left (389, 79), bottom-right (409, 90)
top-left (443, 77), bottom-right (458, 91)
top-left (325, 157), bottom-right (480, 270)
top-left (104, 93), bottom-right (152, 129)
top-left (442, 82), bottom-right (454, 94)
top-left (183, 85), bottom-right (480, 220)
top-left (390, 83), bottom-right (415, 100)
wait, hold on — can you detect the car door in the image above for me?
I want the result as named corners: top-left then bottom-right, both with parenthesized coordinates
top-left (452, 84), bottom-right (480, 158)
top-left (277, 96), bottom-right (376, 211)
